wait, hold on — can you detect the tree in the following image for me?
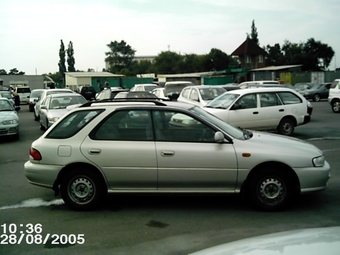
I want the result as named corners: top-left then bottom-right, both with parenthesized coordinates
top-left (248, 20), bottom-right (259, 45)
top-left (302, 38), bottom-right (334, 71)
top-left (265, 43), bottom-right (284, 66)
top-left (67, 41), bottom-right (76, 72)
top-left (153, 51), bottom-right (184, 74)
top-left (105, 40), bottom-right (136, 74)
top-left (8, 68), bottom-right (25, 75)
top-left (0, 69), bottom-right (8, 75)
top-left (58, 40), bottom-right (67, 75)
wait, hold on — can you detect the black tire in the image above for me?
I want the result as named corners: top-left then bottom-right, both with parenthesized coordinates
top-left (313, 94), bottom-right (321, 102)
top-left (40, 122), bottom-right (46, 131)
top-left (61, 169), bottom-right (106, 210)
top-left (248, 168), bottom-right (293, 211)
top-left (277, 118), bottom-right (295, 136)
top-left (331, 100), bottom-right (340, 113)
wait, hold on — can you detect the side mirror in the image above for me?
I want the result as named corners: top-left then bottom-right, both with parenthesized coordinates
top-left (214, 131), bottom-right (225, 143)
top-left (40, 105), bottom-right (47, 110)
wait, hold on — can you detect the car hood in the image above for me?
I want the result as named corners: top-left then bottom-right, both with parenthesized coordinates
top-left (0, 111), bottom-right (18, 121)
top-left (189, 226), bottom-right (340, 255)
top-left (248, 131), bottom-right (322, 156)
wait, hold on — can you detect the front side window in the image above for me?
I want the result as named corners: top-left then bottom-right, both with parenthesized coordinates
top-left (277, 92), bottom-right (302, 105)
top-left (46, 109), bottom-right (103, 139)
top-left (234, 93), bottom-right (257, 109)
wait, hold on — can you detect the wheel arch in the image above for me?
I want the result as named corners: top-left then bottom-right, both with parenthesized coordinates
top-left (241, 161), bottom-right (300, 196)
top-left (279, 115), bottom-right (297, 126)
top-left (53, 162), bottom-right (107, 196)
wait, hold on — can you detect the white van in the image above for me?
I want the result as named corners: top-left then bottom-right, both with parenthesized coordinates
top-left (14, 86), bottom-right (31, 104)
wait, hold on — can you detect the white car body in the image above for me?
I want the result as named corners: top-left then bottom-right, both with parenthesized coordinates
top-left (0, 98), bottom-right (19, 138)
top-left (189, 226), bottom-right (340, 255)
top-left (239, 80), bottom-right (279, 89)
top-left (34, 89), bottom-right (73, 120)
top-left (328, 79), bottom-right (340, 112)
top-left (178, 85), bottom-right (226, 107)
top-left (130, 84), bottom-right (158, 92)
top-left (204, 87), bottom-right (311, 135)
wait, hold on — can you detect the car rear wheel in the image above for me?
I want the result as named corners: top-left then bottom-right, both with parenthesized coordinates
top-left (313, 94), bottom-right (321, 102)
top-left (331, 100), bottom-right (340, 113)
top-left (277, 118), bottom-right (294, 136)
top-left (248, 168), bottom-right (293, 211)
top-left (61, 169), bottom-right (106, 210)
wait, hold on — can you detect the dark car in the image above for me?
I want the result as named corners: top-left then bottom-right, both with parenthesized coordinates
top-left (80, 86), bottom-right (96, 101)
top-left (298, 83), bottom-right (331, 102)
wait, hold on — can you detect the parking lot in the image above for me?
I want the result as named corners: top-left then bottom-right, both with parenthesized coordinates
top-left (1, 100), bottom-right (340, 255)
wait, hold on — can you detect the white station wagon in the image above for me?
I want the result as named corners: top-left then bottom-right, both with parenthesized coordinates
top-left (204, 87), bottom-right (312, 135)
top-left (24, 100), bottom-right (330, 211)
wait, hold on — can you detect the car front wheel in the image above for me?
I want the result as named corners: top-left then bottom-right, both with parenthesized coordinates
top-left (277, 118), bottom-right (295, 135)
top-left (331, 100), bottom-right (340, 113)
top-left (313, 94), bottom-right (321, 102)
top-left (61, 169), bottom-right (106, 210)
top-left (248, 169), bottom-right (293, 211)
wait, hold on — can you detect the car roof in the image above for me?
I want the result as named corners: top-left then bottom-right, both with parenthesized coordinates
top-left (225, 87), bottom-right (297, 94)
top-left (48, 93), bottom-right (82, 98)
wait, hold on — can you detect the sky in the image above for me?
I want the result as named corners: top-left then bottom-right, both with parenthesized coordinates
top-left (1, 0), bottom-right (339, 75)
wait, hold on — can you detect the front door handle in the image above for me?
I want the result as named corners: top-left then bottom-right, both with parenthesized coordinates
top-left (253, 111), bottom-right (259, 114)
top-left (279, 109), bottom-right (284, 112)
top-left (161, 151), bottom-right (175, 157)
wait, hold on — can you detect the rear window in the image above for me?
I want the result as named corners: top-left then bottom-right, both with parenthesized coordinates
top-left (17, 87), bottom-right (31, 93)
top-left (46, 109), bottom-right (103, 139)
top-left (331, 80), bottom-right (340, 89)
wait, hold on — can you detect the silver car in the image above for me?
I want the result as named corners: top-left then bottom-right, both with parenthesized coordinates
top-left (24, 100), bottom-right (330, 211)
top-left (39, 93), bottom-right (87, 130)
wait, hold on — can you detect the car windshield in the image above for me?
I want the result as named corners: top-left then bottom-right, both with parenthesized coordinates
top-left (199, 87), bottom-right (226, 100)
top-left (188, 106), bottom-right (245, 139)
top-left (144, 85), bottom-right (158, 92)
top-left (0, 100), bottom-right (14, 111)
top-left (205, 93), bottom-right (239, 109)
top-left (48, 96), bottom-right (87, 109)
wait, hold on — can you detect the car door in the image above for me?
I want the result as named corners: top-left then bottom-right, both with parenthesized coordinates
top-left (80, 109), bottom-right (158, 190)
top-left (227, 93), bottom-right (263, 129)
top-left (152, 110), bottom-right (238, 190)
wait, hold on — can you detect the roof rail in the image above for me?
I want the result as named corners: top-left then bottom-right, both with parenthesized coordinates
top-left (79, 99), bottom-right (168, 107)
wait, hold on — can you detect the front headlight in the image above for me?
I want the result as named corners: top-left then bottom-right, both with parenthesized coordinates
top-left (313, 155), bottom-right (325, 167)
top-left (49, 117), bottom-right (59, 123)
top-left (2, 119), bottom-right (18, 125)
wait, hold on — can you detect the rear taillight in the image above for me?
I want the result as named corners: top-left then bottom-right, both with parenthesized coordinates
top-left (30, 148), bottom-right (42, 160)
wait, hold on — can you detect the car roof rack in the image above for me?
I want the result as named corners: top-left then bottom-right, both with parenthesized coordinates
top-left (79, 98), bottom-right (168, 107)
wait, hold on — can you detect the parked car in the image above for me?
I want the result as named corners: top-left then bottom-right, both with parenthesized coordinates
top-left (163, 81), bottom-right (194, 100)
top-left (95, 87), bottom-right (129, 101)
top-left (0, 98), bottom-right (19, 139)
top-left (178, 85), bottom-right (226, 107)
top-left (24, 100), bottom-right (330, 211)
top-left (114, 91), bottom-right (159, 99)
top-left (13, 86), bottom-right (31, 104)
top-left (298, 83), bottom-right (331, 102)
top-left (294, 82), bottom-right (313, 92)
top-left (0, 90), bottom-right (16, 109)
top-left (204, 87), bottom-right (312, 136)
top-left (79, 86), bottom-right (96, 101)
top-left (328, 79), bottom-right (340, 112)
top-left (217, 83), bottom-right (240, 91)
top-left (34, 89), bottom-right (73, 120)
top-left (39, 93), bottom-right (87, 130)
top-left (28, 89), bottom-right (46, 112)
top-left (239, 80), bottom-right (279, 89)
top-left (151, 87), bottom-right (169, 100)
top-left (189, 226), bottom-right (340, 255)
top-left (130, 84), bottom-right (158, 92)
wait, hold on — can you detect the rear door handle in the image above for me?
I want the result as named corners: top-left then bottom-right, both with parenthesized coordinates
top-left (88, 149), bottom-right (101, 154)
top-left (279, 109), bottom-right (284, 112)
top-left (253, 111), bottom-right (259, 114)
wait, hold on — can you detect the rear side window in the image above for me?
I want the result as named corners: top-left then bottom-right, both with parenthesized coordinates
top-left (277, 92), bottom-right (302, 105)
top-left (46, 110), bottom-right (103, 139)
